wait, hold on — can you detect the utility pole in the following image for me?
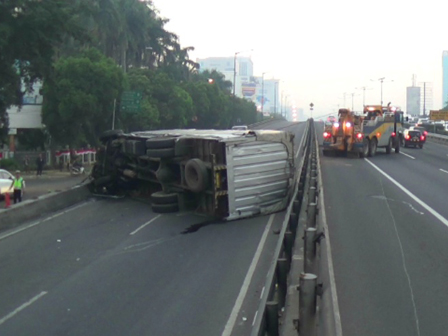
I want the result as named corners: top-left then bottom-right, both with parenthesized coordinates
top-left (423, 82), bottom-right (426, 117)
top-left (261, 72), bottom-right (266, 113)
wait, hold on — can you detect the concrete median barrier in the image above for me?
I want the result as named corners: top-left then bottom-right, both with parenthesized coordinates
top-left (0, 184), bottom-right (91, 231)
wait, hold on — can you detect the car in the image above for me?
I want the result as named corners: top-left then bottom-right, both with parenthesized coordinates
top-left (409, 126), bottom-right (428, 136)
top-left (403, 129), bottom-right (426, 148)
top-left (231, 125), bottom-right (248, 131)
top-left (327, 115), bottom-right (337, 123)
top-left (0, 168), bottom-right (14, 198)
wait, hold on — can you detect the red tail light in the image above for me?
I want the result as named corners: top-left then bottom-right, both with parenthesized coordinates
top-left (323, 132), bottom-right (331, 139)
top-left (423, 131), bottom-right (428, 136)
top-left (391, 132), bottom-right (396, 137)
top-left (421, 136), bottom-right (425, 141)
top-left (405, 134), bottom-right (410, 140)
top-left (356, 133), bottom-right (363, 139)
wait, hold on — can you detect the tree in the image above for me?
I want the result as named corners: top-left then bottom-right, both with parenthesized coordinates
top-left (42, 48), bottom-right (123, 148)
top-left (0, 0), bottom-right (85, 144)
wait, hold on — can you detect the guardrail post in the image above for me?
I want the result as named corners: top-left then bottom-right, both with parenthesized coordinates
top-left (276, 258), bottom-right (288, 308)
top-left (293, 200), bottom-right (301, 214)
top-left (266, 301), bottom-right (279, 336)
top-left (308, 186), bottom-right (316, 203)
top-left (304, 227), bottom-right (317, 274)
top-left (289, 213), bottom-right (298, 235)
top-left (307, 202), bottom-right (317, 228)
top-left (310, 169), bottom-right (317, 178)
top-left (299, 273), bottom-right (318, 336)
top-left (284, 231), bottom-right (294, 267)
top-left (310, 176), bottom-right (317, 189)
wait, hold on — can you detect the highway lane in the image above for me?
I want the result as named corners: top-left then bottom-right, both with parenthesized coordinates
top-left (0, 120), bottom-right (306, 336)
top-left (316, 121), bottom-right (448, 335)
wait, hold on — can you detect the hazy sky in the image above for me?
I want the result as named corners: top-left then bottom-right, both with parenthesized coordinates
top-left (153, 0), bottom-right (447, 117)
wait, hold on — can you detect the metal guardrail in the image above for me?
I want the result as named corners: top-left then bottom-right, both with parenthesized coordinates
top-left (426, 132), bottom-right (448, 145)
top-left (251, 119), bottom-right (312, 336)
top-left (248, 117), bottom-right (286, 129)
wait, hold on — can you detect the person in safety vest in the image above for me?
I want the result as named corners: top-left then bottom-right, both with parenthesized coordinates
top-left (9, 170), bottom-right (26, 204)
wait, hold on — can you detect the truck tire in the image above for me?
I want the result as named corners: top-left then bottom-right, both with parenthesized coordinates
top-left (359, 138), bottom-right (369, 158)
top-left (395, 139), bottom-right (400, 153)
top-left (93, 175), bottom-right (113, 187)
top-left (185, 158), bottom-right (209, 192)
top-left (99, 129), bottom-right (123, 143)
top-left (146, 137), bottom-right (176, 149)
top-left (146, 148), bottom-right (175, 158)
top-left (151, 191), bottom-right (178, 205)
top-left (386, 137), bottom-right (392, 154)
top-left (152, 202), bottom-right (179, 213)
top-left (368, 138), bottom-right (377, 157)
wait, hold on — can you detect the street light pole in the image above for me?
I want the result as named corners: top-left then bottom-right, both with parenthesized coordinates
top-left (355, 86), bottom-right (373, 107)
top-left (261, 73), bottom-right (264, 113)
top-left (371, 77), bottom-right (393, 105)
top-left (233, 49), bottom-right (253, 97)
top-left (274, 81), bottom-right (278, 114)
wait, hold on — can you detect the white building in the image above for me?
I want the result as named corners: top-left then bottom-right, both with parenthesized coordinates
top-left (196, 56), bottom-right (254, 97)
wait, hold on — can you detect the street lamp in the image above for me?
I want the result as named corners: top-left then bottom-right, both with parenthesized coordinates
top-left (370, 77), bottom-right (394, 105)
top-left (355, 86), bottom-right (373, 107)
top-left (233, 49), bottom-right (253, 97)
top-left (261, 72), bottom-right (267, 113)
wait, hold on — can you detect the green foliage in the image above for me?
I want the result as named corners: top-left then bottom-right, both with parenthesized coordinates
top-left (42, 48), bottom-right (124, 147)
top-left (17, 129), bottom-right (47, 151)
top-left (0, 158), bottom-right (20, 171)
top-left (1, 0), bottom-right (260, 148)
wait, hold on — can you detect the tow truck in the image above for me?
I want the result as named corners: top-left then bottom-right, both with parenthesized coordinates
top-left (322, 104), bottom-right (405, 158)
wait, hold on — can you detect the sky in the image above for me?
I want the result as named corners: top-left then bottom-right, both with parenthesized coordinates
top-left (152, 0), bottom-right (448, 117)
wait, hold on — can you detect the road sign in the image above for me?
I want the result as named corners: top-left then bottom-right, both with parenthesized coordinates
top-left (429, 110), bottom-right (448, 121)
top-left (120, 91), bottom-right (142, 112)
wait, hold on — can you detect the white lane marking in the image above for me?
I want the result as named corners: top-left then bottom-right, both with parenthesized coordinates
top-left (252, 310), bottom-right (259, 327)
top-left (378, 178), bottom-right (421, 336)
top-left (221, 214), bottom-right (275, 336)
top-left (316, 137), bottom-right (343, 336)
top-left (400, 152), bottom-right (415, 160)
top-left (259, 286), bottom-right (265, 299)
top-left (440, 169), bottom-right (448, 174)
top-left (365, 159), bottom-right (448, 228)
top-left (0, 201), bottom-right (93, 241)
top-left (129, 215), bottom-right (162, 235)
top-left (402, 201), bottom-right (424, 215)
top-left (0, 291), bottom-right (48, 325)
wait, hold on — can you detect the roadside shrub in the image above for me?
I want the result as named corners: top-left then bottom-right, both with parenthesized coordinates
top-left (0, 158), bottom-right (20, 171)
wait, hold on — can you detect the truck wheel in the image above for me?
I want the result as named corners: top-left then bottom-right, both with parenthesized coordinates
top-left (99, 129), bottom-right (123, 143)
top-left (395, 139), bottom-right (400, 153)
top-left (359, 138), bottom-right (369, 158)
top-left (93, 175), bottom-right (113, 187)
top-left (152, 202), bottom-right (179, 213)
top-left (185, 158), bottom-right (209, 192)
top-left (146, 148), bottom-right (175, 158)
top-left (146, 137), bottom-right (176, 149)
top-left (368, 138), bottom-right (377, 157)
top-left (386, 137), bottom-right (392, 154)
top-left (151, 191), bottom-right (178, 205)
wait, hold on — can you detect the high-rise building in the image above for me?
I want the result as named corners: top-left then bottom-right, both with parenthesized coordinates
top-left (442, 51), bottom-right (448, 107)
top-left (420, 82), bottom-right (433, 116)
top-left (406, 86), bottom-right (420, 116)
top-left (196, 56), bottom-right (253, 97)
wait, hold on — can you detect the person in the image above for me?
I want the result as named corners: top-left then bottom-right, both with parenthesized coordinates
top-left (23, 156), bottom-right (29, 173)
top-left (36, 154), bottom-right (44, 176)
top-left (9, 170), bottom-right (25, 204)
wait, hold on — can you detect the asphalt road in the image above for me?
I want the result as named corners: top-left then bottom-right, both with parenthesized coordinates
top-left (316, 122), bottom-right (448, 336)
top-left (0, 120), bottom-right (305, 336)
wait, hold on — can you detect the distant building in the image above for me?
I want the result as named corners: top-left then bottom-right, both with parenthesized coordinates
top-left (251, 77), bottom-right (279, 115)
top-left (443, 51), bottom-right (448, 107)
top-left (406, 86), bottom-right (420, 116)
top-left (420, 82), bottom-right (433, 116)
top-left (196, 56), bottom-right (253, 97)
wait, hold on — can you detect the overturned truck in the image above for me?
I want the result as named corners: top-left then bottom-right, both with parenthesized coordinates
top-left (90, 129), bottom-right (296, 220)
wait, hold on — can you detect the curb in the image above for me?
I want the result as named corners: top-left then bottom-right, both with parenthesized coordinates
top-left (0, 184), bottom-right (91, 232)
